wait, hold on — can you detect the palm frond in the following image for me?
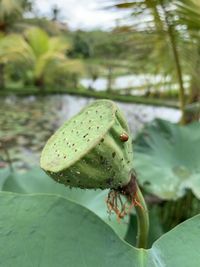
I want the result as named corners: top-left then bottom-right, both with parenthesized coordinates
top-left (0, 34), bottom-right (35, 64)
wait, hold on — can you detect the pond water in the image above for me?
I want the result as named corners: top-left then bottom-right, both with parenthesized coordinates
top-left (81, 74), bottom-right (190, 94)
top-left (81, 74), bottom-right (166, 92)
top-left (0, 94), bottom-right (181, 170)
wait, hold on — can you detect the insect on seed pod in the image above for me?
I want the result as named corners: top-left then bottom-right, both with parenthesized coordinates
top-left (120, 133), bottom-right (129, 142)
top-left (40, 99), bottom-right (133, 190)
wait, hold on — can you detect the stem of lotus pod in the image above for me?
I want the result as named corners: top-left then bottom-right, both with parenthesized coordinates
top-left (117, 172), bottom-right (149, 248)
top-left (134, 182), bottom-right (149, 248)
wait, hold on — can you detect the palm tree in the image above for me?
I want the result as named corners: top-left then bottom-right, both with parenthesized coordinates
top-left (0, 27), bottom-right (83, 89)
top-left (0, 0), bottom-right (32, 89)
top-left (0, 0), bottom-right (31, 32)
top-left (110, 0), bottom-right (200, 123)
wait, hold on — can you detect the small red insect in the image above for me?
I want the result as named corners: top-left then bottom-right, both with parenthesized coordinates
top-left (120, 133), bottom-right (129, 142)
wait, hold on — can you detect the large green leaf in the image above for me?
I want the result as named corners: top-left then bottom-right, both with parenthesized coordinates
top-left (1, 167), bottom-right (128, 238)
top-left (0, 191), bottom-right (200, 266)
top-left (25, 27), bottom-right (49, 58)
top-left (134, 119), bottom-right (200, 200)
top-left (0, 168), bottom-right (10, 188)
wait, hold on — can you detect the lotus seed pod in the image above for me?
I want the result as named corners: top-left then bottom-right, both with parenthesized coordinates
top-left (40, 99), bottom-right (133, 189)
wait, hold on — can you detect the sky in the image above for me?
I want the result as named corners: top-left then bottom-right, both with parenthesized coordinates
top-left (34, 0), bottom-right (126, 30)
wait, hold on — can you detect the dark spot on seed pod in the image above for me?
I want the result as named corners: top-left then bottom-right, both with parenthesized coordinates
top-left (57, 154), bottom-right (60, 157)
top-left (87, 139), bottom-right (90, 142)
top-left (120, 133), bottom-right (129, 142)
top-left (101, 138), bottom-right (104, 143)
top-left (112, 152), bottom-right (116, 158)
top-left (89, 120), bottom-right (92, 123)
top-left (121, 158), bottom-right (124, 161)
top-left (127, 161), bottom-right (130, 164)
top-left (83, 133), bottom-right (88, 138)
top-left (88, 127), bottom-right (91, 130)
top-left (100, 115), bottom-right (102, 119)
top-left (76, 131), bottom-right (79, 134)
top-left (97, 126), bottom-right (99, 129)
top-left (64, 156), bottom-right (66, 159)
top-left (72, 143), bottom-right (75, 146)
top-left (75, 149), bottom-right (77, 152)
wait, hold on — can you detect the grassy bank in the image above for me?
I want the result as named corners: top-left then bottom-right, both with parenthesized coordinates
top-left (0, 87), bottom-right (179, 108)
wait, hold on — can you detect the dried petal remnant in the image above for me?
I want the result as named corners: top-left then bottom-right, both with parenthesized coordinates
top-left (106, 172), bottom-right (143, 221)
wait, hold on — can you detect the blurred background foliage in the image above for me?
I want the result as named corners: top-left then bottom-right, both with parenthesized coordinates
top-left (0, 0), bottom-right (199, 112)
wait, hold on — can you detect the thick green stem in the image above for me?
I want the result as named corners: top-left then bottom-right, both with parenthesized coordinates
top-left (135, 182), bottom-right (149, 248)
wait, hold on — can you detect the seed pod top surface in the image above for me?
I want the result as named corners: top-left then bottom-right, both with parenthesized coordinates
top-left (40, 99), bottom-right (133, 189)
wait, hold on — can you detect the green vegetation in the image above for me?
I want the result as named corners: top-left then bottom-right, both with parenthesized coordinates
top-left (0, 27), bottom-right (83, 89)
top-left (1, 0), bottom-right (200, 266)
top-left (1, 100), bottom-right (200, 265)
top-left (0, 0), bottom-right (200, 118)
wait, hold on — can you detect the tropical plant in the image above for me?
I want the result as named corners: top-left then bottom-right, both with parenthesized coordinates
top-left (111, 0), bottom-right (200, 123)
top-left (0, 0), bottom-right (32, 89)
top-left (0, 0), bottom-right (31, 32)
top-left (0, 27), bottom-right (83, 89)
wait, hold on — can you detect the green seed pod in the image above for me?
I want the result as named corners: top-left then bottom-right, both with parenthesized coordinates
top-left (40, 100), bottom-right (133, 189)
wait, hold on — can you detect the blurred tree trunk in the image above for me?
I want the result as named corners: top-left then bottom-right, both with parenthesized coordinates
top-left (0, 23), bottom-right (6, 32)
top-left (189, 46), bottom-right (200, 103)
top-left (185, 46), bottom-right (200, 122)
top-left (72, 73), bottom-right (78, 89)
top-left (160, 1), bottom-right (186, 124)
top-left (186, 81), bottom-right (200, 123)
top-left (189, 81), bottom-right (200, 103)
top-left (107, 66), bottom-right (113, 92)
top-left (34, 77), bottom-right (45, 92)
top-left (0, 64), bottom-right (5, 89)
